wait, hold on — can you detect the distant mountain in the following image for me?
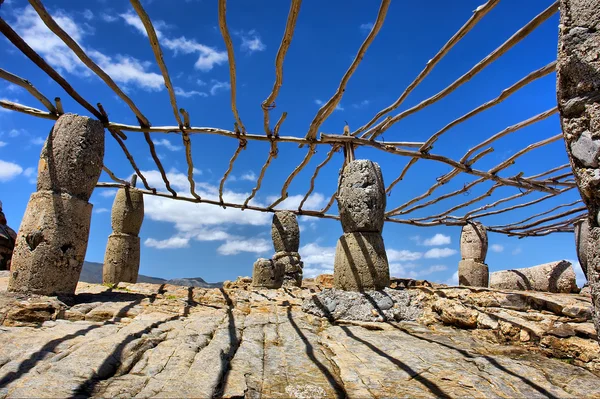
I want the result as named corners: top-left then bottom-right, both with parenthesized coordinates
top-left (80, 261), bottom-right (222, 288)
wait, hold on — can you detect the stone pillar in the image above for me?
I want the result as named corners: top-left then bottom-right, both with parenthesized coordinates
top-left (458, 222), bottom-right (489, 287)
top-left (557, 0), bottom-right (600, 338)
top-left (334, 159), bottom-right (390, 291)
top-left (574, 218), bottom-right (589, 281)
top-left (8, 114), bottom-right (104, 295)
top-left (103, 183), bottom-right (144, 284)
top-left (251, 258), bottom-right (284, 289)
top-left (271, 211), bottom-right (303, 287)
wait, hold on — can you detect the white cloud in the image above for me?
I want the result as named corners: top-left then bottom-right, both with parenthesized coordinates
top-left (197, 79), bottom-right (207, 86)
top-left (352, 100), bottom-right (370, 109)
top-left (300, 242), bottom-right (336, 278)
top-left (217, 238), bottom-right (271, 255)
top-left (30, 137), bottom-right (45, 146)
top-left (153, 138), bottom-right (182, 151)
top-left (93, 207), bottom-right (110, 214)
top-left (88, 50), bottom-right (165, 91)
top-left (210, 80), bottom-right (231, 95)
top-left (566, 259), bottom-right (587, 288)
top-left (424, 247), bottom-right (457, 259)
top-left (23, 166), bottom-right (36, 184)
top-left (267, 193), bottom-right (326, 211)
top-left (145, 236), bottom-right (190, 249)
top-left (490, 244), bottom-right (504, 253)
top-left (423, 233), bottom-right (451, 246)
top-left (0, 141), bottom-right (6, 148)
top-left (387, 249), bottom-right (422, 262)
top-left (512, 247), bottom-right (522, 255)
top-left (99, 189), bottom-right (117, 198)
top-left (0, 160), bottom-right (23, 182)
top-left (359, 22), bottom-right (374, 33)
top-left (239, 30), bottom-right (266, 53)
top-left (314, 99), bottom-right (344, 111)
top-left (82, 9), bottom-right (94, 20)
top-left (240, 171), bottom-right (257, 182)
top-left (389, 263), bottom-right (447, 279)
top-left (444, 271), bottom-right (459, 286)
top-left (101, 13), bottom-right (118, 23)
top-left (175, 86), bottom-right (208, 98)
top-left (7, 129), bottom-right (25, 138)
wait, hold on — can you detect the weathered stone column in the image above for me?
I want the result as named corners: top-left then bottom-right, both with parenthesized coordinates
top-left (574, 218), bottom-right (589, 281)
top-left (103, 181), bottom-right (144, 284)
top-left (458, 222), bottom-right (489, 287)
top-left (334, 159), bottom-right (390, 291)
top-left (272, 211), bottom-right (303, 287)
top-left (8, 114), bottom-right (104, 295)
top-left (251, 258), bottom-right (284, 289)
top-left (557, 0), bottom-right (600, 338)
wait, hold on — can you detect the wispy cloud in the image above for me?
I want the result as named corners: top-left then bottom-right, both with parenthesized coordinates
top-left (145, 236), bottom-right (190, 249)
top-left (217, 238), bottom-right (271, 255)
top-left (153, 139), bottom-right (182, 152)
top-left (352, 100), bottom-right (370, 109)
top-left (238, 29), bottom-right (266, 53)
top-left (210, 80), bottom-right (231, 95)
top-left (387, 249), bottom-right (422, 261)
top-left (424, 248), bottom-right (457, 259)
top-left (423, 233), bottom-right (451, 246)
top-left (490, 244), bottom-right (504, 253)
top-left (0, 159), bottom-right (23, 182)
top-left (314, 99), bottom-right (344, 111)
top-left (359, 22), bottom-right (374, 33)
top-left (0, 141), bottom-right (6, 148)
top-left (175, 86), bottom-right (208, 98)
top-left (30, 137), bottom-right (45, 146)
top-left (240, 171), bottom-right (257, 182)
top-left (93, 207), bottom-right (110, 214)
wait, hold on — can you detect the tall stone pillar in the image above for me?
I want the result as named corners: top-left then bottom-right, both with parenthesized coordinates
top-left (458, 222), bottom-right (489, 287)
top-left (8, 114), bottom-right (104, 295)
top-left (103, 182), bottom-right (144, 284)
top-left (334, 159), bottom-right (390, 291)
top-left (574, 218), bottom-right (589, 282)
top-left (271, 211), bottom-right (303, 287)
top-left (557, 0), bottom-right (600, 338)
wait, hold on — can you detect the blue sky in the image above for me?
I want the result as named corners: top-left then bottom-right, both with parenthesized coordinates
top-left (0, 0), bottom-right (586, 286)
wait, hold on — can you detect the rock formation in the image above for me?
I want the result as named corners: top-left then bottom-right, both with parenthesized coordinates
top-left (103, 182), bottom-right (144, 284)
top-left (251, 258), bottom-right (284, 288)
top-left (8, 114), bottom-right (104, 295)
top-left (334, 160), bottom-right (390, 291)
top-left (574, 218), bottom-right (589, 281)
top-left (490, 260), bottom-right (578, 293)
top-left (458, 222), bottom-right (489, 287)
top-left (271, 211), bottom-right (303, 287)
top-left (557, 0), bottom-right (600, 338)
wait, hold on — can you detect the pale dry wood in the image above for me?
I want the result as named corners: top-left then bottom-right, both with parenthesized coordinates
top-left (419, 183), bottom-right (502, 222)
top-left (130, 0), bottom-right (181, 127)
top-left (320, 192), bottom-right (337, 214)
top-left (273, 112), bottom-right (287, 138)
top-left (0, 67), bottom-right (56, 113)
top-left (352, 0), bottom-right (501, 136)
top-left (0, 100), bottom-right (58, 120)
top-left (54, 97), bottom-right (64, 115)
top-left (488, 134), bottom-right (562, 174)
top-left (143, 132), bottom-right (177, 196)
top-left (496, 206), bottom-right (586, 231)
top-left (269, 144), bottom-right (317, 209)
top-left (496, 199), bottom-right (582, 229)
top-left (305, 0), bottom-right (391, 141)
top-left (219, 141), bottom-right (247, 204)
top-left (218, 0), bottom-right (245, 134)
top-left (30, 0), bottom-right (151, 127)
top-left (181, 131), bottom-right (201, 200)
top-left (298, 145), bottom-right (340, 211)
top-left (0, 17), bottom-right (103, 120)
top-left (366, 1), bottom-right (559, 140)
top-left (102, 166), bottom-right (129, 186)
top-left (262, 0), bottom-right (302, 136)
top-left (107, 128), bottom-right (155, 193)
top-left (243, 141), bottom-right (278, 208)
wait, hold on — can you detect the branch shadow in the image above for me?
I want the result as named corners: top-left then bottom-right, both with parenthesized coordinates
top-left (213, 288), bottom-right (240, 398)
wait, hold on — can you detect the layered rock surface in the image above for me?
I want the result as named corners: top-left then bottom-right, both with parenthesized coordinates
top-left (0, 272), bottom-right (599, 398)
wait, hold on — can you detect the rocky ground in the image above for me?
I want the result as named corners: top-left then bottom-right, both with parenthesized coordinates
top-left (0, 271), bottom-right (599, 398)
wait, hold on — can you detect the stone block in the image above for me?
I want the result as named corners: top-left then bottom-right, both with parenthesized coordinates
top-left (271, 211), bottom-right (299, 253)
top-left (274, 253), bottom-right (303, 287)
top-left (337, 160), bottom-right (386, 233)
top-left (574, 218), bottom-right (590, 281)
top-left (458, 259), bottom-right (489, 288)
top-left (103, 233), bottom-right (141, 284)
top-left (36, 114), bottom-right (105, 201)
top-left (460, 222), bottom-right (488, 262)
top-left (8, 191), bottom-right (92, 295)
top-left (251, 258), bottom-right (283, 289)
top-left (489, 260), bottom-right (578, 294)
top-left (333, 232), bottom-right (390, 291)
top-left (111, 187), bottom-right (144, 235)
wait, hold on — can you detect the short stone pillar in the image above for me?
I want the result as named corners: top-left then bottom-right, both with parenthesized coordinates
top-left (574, 219), bottom-right (589, 282)
top-left (458, 222), bottom-right (489, 287)
top-left (271, 211), bottom-right (303, 287)
top-left (557, 0), bottom-right (600, 339)
top-left (251, 258), bottom-right (284, 289)
top-left (103, 184), bottom-right (144, 284)
top-left (334, 160), bottom-right (390, 291)
top-left (8, 114), bottom-right (104, 295)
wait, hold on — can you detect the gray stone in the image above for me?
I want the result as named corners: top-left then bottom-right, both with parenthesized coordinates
top-left (571, 131), bottom-right (600, 167)
top-left (36, 114), bottom-right (105, 201)
top-left (271, 211), bottom-right (299, 253)
top-left (489, 260), bottom-right (578, 293)
top-left (587, 227), bottom-right (600, 341)
top-left (337, 160), bottom-right (386, 233)
top-left (574, 218), bottom-right (590, 281)
top-left (458, 259), bottom-right (489, 287)
top-left (274, 254), bottom-right (303, 287)
top-left (8, 192), bottom-right (92, 295)
top-left (110, 187), bottom-right (144, 236)
top-left (251, 258), bottom-right (283, 289)
top-left (460, 222), bottom-right (488, 262)
top-left (103, 234), bottom-right (141, 284)
top-left (333, 232), bottom-right (390, 291)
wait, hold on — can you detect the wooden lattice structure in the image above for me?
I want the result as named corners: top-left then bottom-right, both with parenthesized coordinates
top-left (0, 0), bottom-right (581, 239)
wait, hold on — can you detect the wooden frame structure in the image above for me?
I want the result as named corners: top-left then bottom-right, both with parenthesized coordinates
top-left (0, 0), bottom-right (581, 238)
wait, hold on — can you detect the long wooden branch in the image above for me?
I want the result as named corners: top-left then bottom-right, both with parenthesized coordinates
top-left (494, 206), bottom-right (586, 231)
top-left (130, 0), bottom-right (180, 127)
top-left (262, 0), bottom-right (302, 137)
top-left (143, 132), bottom-right (177, 196)
top-left (365, 1), bottom-right (559, 140)
top-left (497, 199), bottom-right (582, 230)
top-left (219, 140), bottom-right (247, 204)
top-left (269, 144), bottom-right (316, 209)
top-left (243, 141), bottom-right (278, 208)
top-left (218, 0), bottom-right (245, 134)
top-left (181, 130), bottom-right (201, 200)
top-left (102, 166), bottom-right (130, 186)
top-left (304, 0), bottom-right (391, 141)
top-left (352, 0), bottom-right (501, 136)
top-left (298, 145), bottom-right (340, 211)
top-left (0, 67), bottom-right (56, 114)
top-left (29, 0), bottom-right (150, 126)
top-left (0, 100), bottom-right (58, 120)
top-left (488, 133), bottom-right (562, 174)
top-left (0, 17), bottom-right (103, 120)
top-left (107, 128), bottom-right (155, 192)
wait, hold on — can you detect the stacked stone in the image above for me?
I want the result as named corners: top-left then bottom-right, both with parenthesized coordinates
top-left (557, 0), bottom-right (600, 339)
top-left (574, 219), bottom-right (589, 282)
top-left (272, 211), bottom-right (303, 287)
top-left (458, 222), bottom-right (489, 287)
top-left (333, 160), bottom-right (390, 291)
top-left (8, 114), bottom-right (104, 295)
top-left (103, 185), bottom-right (144, 284)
